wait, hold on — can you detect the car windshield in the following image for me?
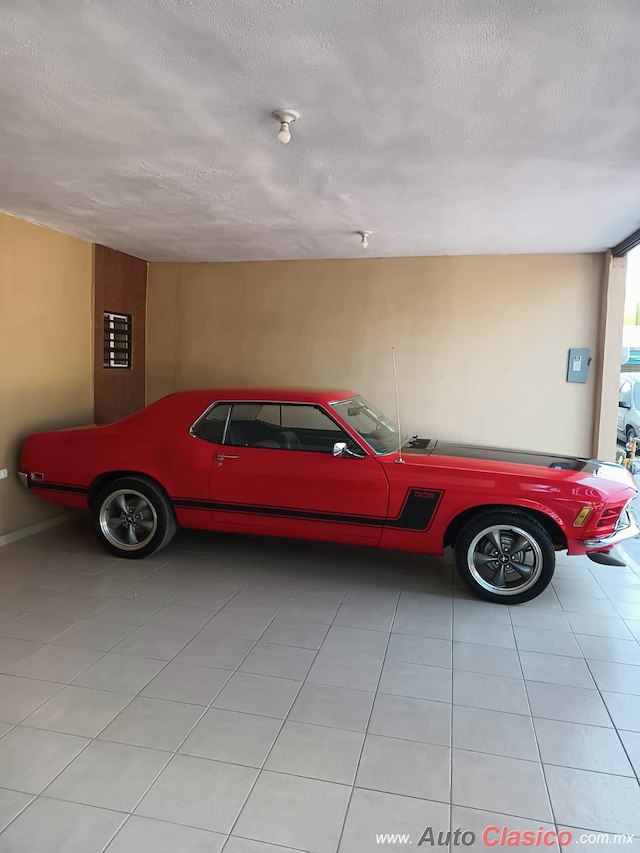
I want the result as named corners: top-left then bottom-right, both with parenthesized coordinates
top-left (331, 397), bottom-right (399, 454)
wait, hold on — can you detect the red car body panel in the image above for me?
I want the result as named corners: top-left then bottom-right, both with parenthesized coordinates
top-left (19, 387), bottom-right (637, 557)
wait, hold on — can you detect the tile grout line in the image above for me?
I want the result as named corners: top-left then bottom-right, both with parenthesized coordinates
top-left (2, 532), bottom-right (640, 845)
top-left (332, 552), bottom-right (408, 853)
top-left (0, 787), bottom-right (36, 839)
top-left (3, 549), bottom-right (289, 705)
top-left (579, 655), bottom-right (639, 781)
top-left (55, 557), bottom-right (313, 850)
top-left (523, 567), bottom-right (640, 836)
top-left (0, 549), bottom-right (313, 844)
top-left (0, 552), bottom-right (177, 651)
top-left (0, 559), bottom-right (224, 727)
top-left (221, 556), bottom-right (362, 852)
top-left (562, 555), bottom-right (640, 781)
top-left (97, 549), bottom-right (388, 848)
top-left (0, 586), bottom-right (176, 842)
top-left (511, 589), bottom-right (559, 836)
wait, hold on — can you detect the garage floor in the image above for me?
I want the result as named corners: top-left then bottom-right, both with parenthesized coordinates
top-left (0, 518), bottom-right (639, 852)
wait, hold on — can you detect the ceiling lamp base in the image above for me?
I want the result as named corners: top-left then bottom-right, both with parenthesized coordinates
top-left (272, 109), bottom-right (300, 144)
top-left (357, 231), bottom-right (372, 249)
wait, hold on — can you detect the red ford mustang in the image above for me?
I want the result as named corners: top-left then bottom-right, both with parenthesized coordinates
top-left (19, 387), bottom-right (638, 603)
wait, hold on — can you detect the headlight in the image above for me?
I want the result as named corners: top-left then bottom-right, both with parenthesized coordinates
top-left (615, 501), bottom-right (633, 531)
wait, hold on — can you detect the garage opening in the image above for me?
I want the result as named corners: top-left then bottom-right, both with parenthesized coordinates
top-left (620, 247), bottom-right (640, 446)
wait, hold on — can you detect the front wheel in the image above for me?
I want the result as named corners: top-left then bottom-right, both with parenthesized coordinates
top-left (454, 511), bottom-right (555, 604)
top-left (93, 476), bottom-right (176, 558)
top-left (626, 425), bottom-right (637, 443)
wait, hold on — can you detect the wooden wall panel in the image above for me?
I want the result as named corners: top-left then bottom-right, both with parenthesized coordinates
top-left (94, 245), bottom-right (147, 424)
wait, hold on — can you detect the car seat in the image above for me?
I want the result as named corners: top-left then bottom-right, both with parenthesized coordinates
top-left (278, 430), bottom-right (302, 450)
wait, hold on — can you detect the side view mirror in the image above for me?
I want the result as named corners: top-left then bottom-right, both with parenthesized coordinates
top-left (333, 441), bottom-right (365, 459)
top-left (619, 401), bottom-right (631, 409)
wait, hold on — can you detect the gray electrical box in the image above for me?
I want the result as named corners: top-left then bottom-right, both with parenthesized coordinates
top-left (567, 348), bottom-right (590, 383)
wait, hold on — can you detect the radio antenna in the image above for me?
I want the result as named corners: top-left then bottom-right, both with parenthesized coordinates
top-left (392, 347), bottom-right (405, 464)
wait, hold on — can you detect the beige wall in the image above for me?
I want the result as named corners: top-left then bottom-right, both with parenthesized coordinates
top-left (0, 214), bottom-right (94, 537)
top-left (147, 254), bottom-right (606, 457)
top-left (146, 261), bottom-right (180, 404)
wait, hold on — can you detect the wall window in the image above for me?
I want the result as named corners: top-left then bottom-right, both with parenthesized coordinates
top-left (103, 311), bottom-right (132, 369)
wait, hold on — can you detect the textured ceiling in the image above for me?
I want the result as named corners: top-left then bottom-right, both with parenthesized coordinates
top-left (2, 0), bottom-right (640, 261)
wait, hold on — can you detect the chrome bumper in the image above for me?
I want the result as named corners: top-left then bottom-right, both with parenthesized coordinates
top-left (584, 505), bottom-right (640, 550)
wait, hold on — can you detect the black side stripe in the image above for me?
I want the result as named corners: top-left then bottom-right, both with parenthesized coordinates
top-left (31, 482), bottom-right (88, 495)
top-left (386, 489), bottom-right (443, 530)
top-left (173, 488), bottom-right (443, 532)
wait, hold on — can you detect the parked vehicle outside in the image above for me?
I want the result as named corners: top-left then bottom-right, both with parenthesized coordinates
top-left (618, 372), bottom-right (640, 442)
top-left (20, 387), bottom-right (638, 605)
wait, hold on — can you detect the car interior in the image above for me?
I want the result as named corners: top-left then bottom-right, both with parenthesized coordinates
top-left (195, 402), bottom-right (357, 453)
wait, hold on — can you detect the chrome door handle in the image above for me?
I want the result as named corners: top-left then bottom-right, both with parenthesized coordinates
top-left (216, 453), bottom-right (239, 466)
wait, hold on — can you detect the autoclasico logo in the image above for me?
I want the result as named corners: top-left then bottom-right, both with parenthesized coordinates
top-left (416, 826), bottom-right (570, 846)
top-left (374, 827), bottom-right (636, 847)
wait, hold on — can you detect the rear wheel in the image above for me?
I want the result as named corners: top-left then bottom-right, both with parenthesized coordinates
top-left (454, 511), bottom-right (555, 604)
top-left (93, 476), bottom-right (176, 558)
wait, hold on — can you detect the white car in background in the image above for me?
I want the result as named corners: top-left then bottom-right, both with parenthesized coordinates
top-left (618, 373), bottom-right (640, 442)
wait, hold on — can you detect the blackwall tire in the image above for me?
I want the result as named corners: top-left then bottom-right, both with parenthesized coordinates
top-left (92, 476), bottom-right (176, 559)
top-left (454, 510), bottom-right (555, 604)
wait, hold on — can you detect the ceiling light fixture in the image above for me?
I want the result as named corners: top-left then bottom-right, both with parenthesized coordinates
top-left (272, 109), bottom-right (300, 144)
top-left (357, 231), bottom-right (372, 249)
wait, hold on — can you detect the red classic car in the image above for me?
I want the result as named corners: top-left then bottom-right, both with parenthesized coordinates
top-left (19, 387), bottom-right (639, 603)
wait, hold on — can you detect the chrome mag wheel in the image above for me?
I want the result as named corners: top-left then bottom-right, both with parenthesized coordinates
top-left (99, 489), bottom-right (158, 551)
top-left (467, 524), bottom-right (543, 596)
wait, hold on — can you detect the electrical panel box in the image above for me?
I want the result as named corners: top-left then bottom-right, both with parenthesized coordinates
top-left (567, 348), bottom-right (590, 383)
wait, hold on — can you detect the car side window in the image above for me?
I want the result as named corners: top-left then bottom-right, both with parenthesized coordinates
top-left (224, 403), bottom-right (355, 453)
top-left (620, 381), bottom-right (632, 408)
top-left (192, 403), bottom-right (231, 444)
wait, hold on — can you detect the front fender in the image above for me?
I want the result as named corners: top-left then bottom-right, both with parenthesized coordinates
top-left (444, 496), bottom-right (568, 536)
top-left (379, 493), bottom-right (573, 556)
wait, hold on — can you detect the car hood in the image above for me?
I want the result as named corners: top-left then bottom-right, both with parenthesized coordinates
top-left (401, 438), bottom-right (635, 489)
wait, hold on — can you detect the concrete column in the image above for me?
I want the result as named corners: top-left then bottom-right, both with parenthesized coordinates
top-left (592, 253), bottom-right (627, 461)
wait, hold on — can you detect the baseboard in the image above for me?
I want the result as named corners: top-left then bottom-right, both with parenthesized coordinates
top-left (0, 511), bottom-right (76, 548)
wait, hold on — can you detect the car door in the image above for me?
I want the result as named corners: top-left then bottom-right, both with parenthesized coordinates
top-left (619, 380), bottom-right (632, 438)
top-left (205, 401), bottom-right (390, 545)
top-left (630, 381), bottom-right (640, 438)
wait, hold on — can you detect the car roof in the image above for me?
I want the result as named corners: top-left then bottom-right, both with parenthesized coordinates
top-left (161, 387), bottom-right (359, 406)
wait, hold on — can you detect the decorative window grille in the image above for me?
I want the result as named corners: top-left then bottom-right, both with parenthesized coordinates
top-left (103, 312), bottom-right (132, 369)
